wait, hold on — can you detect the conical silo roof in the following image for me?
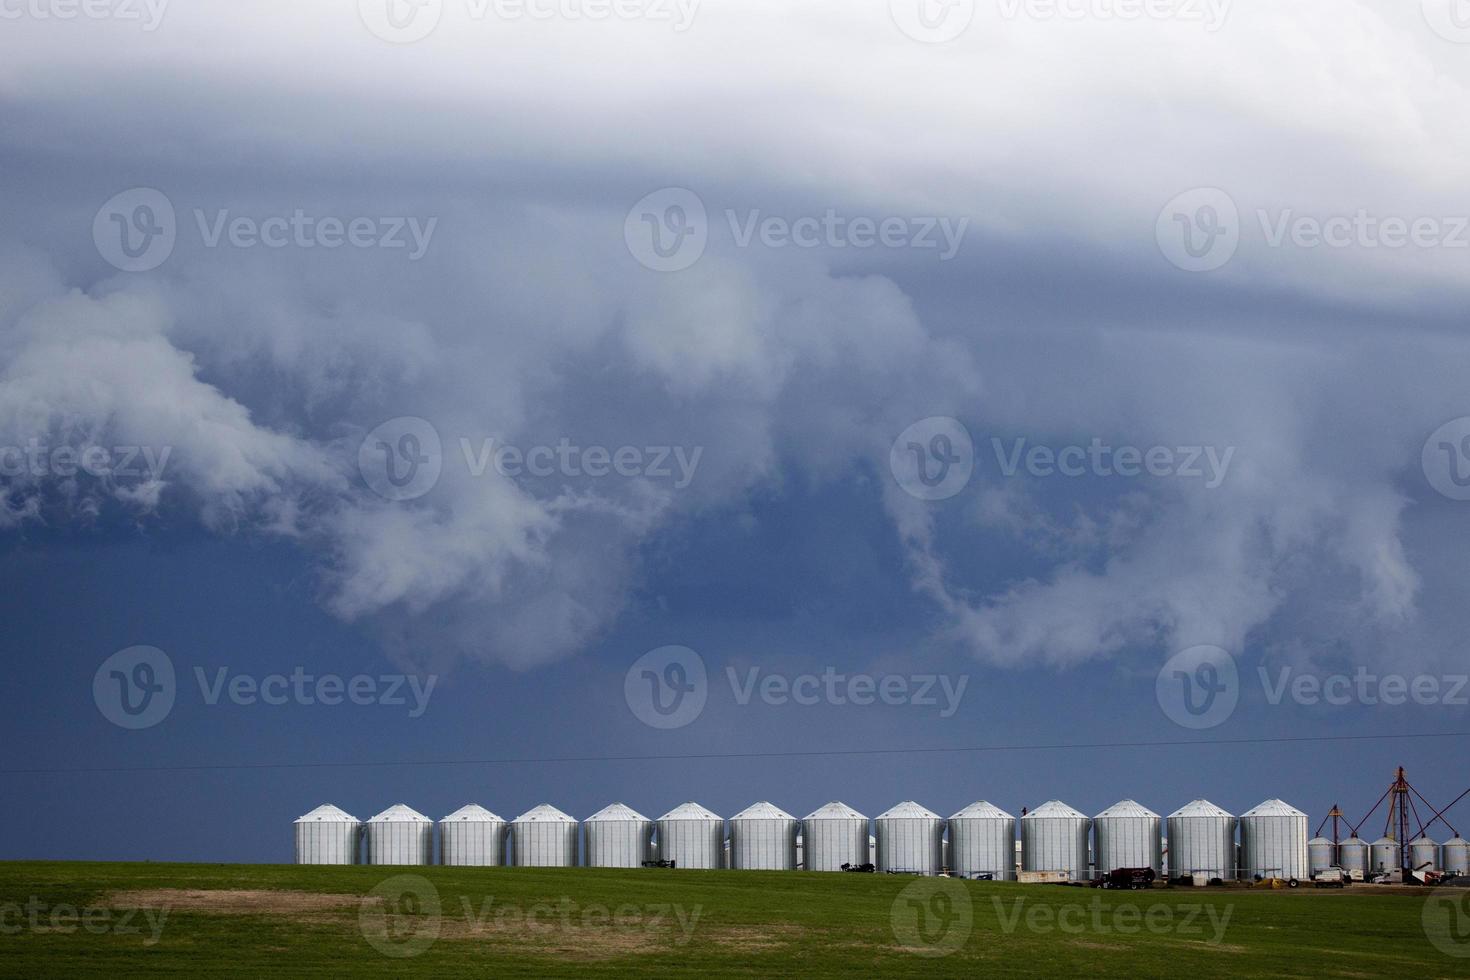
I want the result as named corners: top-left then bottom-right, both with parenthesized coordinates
top-left (1095, 800), bottom-right (1160, 819)
top-left (731, 801), bottom-right (796, 821)
top-left (950, 801), bottom-right (1013, 820)
top-left (514, 803), bottom-right (576, 823)
top-left (803, 801), bottom-right (867, 821)
top-left (368, 804), bottom-right (430, 823)
top-left (296, 804), bottom-right (359, 823)
top-left (658, 801), bottom-right (722, 821)
top-left (1168, 799), bottom-right (1234, 819)
top-left (875, 801), bottom-right (941, 820)
top-left (442, 804), bottom-right (504, 822)
top-left (585, 803), bottom-right (650, 822)
top-left (1023, 800), bottom-right (1086, 820)
top-left (1411, 835), bottom-right (1439, 845)
top-left (1307, 836), bottom-right (1333, 846)
top-left (1241, 799), bottom-right (1306, 818)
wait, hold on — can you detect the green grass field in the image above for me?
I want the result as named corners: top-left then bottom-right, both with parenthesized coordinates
top-left (1, 861), bottom-right (1467, 977)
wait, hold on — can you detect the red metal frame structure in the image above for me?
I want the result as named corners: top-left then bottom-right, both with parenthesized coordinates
top-left (1333, 767), bottom-right (1464, 873)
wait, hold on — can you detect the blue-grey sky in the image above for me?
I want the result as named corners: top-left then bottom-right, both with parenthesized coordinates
top-left (3, 0), bottom-right (1470, 861)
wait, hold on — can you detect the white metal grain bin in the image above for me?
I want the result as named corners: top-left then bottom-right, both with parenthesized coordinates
top-left (801, 802), bottom-right (869, 872)
top-left (948, 801), bottom-right (1015, 880)
top-left (1410, 835), bottom-right (1440, 872)
top-left (294, 804), bottom-right (361, 865)
top-left (439, 804), bottom-right (507, 866)
top-left (366, 804), bottom-right (433, 866)
top-left (1166, 800), bottom-right (1236, 881)
top-left (584, 803), bottom-right (654, 869)
top-left (1307, 837), bottom-right (1335, 877)
top-left (1239, 799), bottom-right (1308, 880)
top-left (874, 801), bottom-right (945, 876)
top-left (511, 804), bottom-right (579, 867)
top-left (1093, 800), bottom-right (1162, 875)
top-left (1339, 837), bottom-right (1370, 879)
top-left (729, 802), bottom-right (799, 870)
top-left (1442, 837), bottom-right (1470, 875)
top-left (656, 802), bottom-right (724, 869)
top-left (1021, 801), bottom-right (1090, 880)
top-left (1369, 836), bottom-right (1400, 873)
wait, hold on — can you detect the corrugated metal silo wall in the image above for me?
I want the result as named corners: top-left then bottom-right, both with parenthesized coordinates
top-left (1094, 815), bottom-right (1162, 874)
top-left (1240, 814), bottom-right (1308, 879)
top-left (512, 821), bottom-right (579, 867)
top-left (1166, 815), bottom-right (1236, 880)
top-left (440, 821), bottom-right (507, 866)
top-left (802, 817), bottom-right (868, 871)
top-left (874, 817), bottom-right (944, 875)
top-left (1021, 817), bottom-right (1089, 878)
top-left (294, 821), bottom-right (360, 865)
top-left (585, 820), bottom-right (654, 868)
top-left (949, 817), bottom-right (1015, 879)
top-left (657, 818), bottom-right (724, 869)
top-left (729, 818), bottom-right (799, 870)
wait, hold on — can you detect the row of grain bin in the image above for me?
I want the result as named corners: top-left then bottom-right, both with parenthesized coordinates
top-left (1307, 833), bottom-right (1470, 877)
top-left (293, 797), bottom-right (1319, 880)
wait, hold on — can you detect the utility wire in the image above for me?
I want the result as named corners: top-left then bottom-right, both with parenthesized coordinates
top-left (5, 729), bottom-right (1469, 776)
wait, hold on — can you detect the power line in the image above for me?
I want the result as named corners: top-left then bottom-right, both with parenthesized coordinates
top-left (6, 729), bottom-right (1469, 777)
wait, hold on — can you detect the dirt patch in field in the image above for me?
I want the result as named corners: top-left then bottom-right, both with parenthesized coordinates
top-left (106, 889), bottom-right (360, 915)
top-left (424, 916), bottom-right (802, 961)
